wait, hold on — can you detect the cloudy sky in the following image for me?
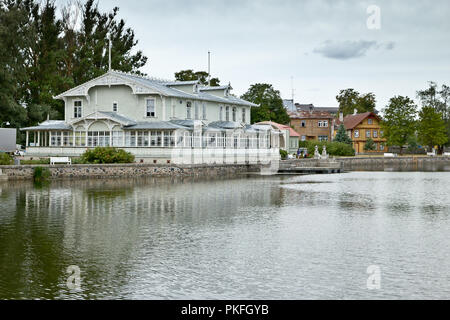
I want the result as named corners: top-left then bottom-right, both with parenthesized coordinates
top-left (60, 0), bottom-right (450, 109)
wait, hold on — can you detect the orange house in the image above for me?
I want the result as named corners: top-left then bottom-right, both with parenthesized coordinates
top-left (335, 112), bottom-right (387, 154)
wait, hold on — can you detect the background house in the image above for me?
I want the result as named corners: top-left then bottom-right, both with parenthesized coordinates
top-left (288, 110), bottom-right (334, 142)
top-left (335, 112), bottom-right (386, 154)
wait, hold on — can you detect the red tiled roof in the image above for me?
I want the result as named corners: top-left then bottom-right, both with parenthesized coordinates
top-left (336, 112), bottom-right (380, 130)
top-left (256, 121), bottom-right (300, 137)
top-left (288, 110), bottom-right (334, 119)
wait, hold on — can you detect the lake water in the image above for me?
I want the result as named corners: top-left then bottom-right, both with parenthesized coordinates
top-left (0, 172), bottom-right (449, 300)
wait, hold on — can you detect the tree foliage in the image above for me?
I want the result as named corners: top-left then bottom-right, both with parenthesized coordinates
top-left (381, 96), bottom-right (417, 148)
top-left (0, 0), bottom-right (147, 139)
top-left (417, 106), bottom-right (448, 149)
top-left (334, 124), bottom-right (352, 144)
top-left (174, 69), bottom-right (220, 86)
top-left (364, 138), bottom-right (376, 151)
top-left (336, 89), bottom-right (376, 116)
top-left (241, 83), bottom-right (290, 125)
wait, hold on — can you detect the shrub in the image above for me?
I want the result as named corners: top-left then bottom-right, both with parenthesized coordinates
top-left (364, 138), bottom-right (376, 151)
top-left (0, 153), bottom-right (13, 165)
top-left (33, 166), bottom-right (51, 182)
top-left (80, 147), bottom-right (135, 164)
top-left (299, 140), bottom-right (355, 157)
top-left (280, 149), bottom-right (288, 160)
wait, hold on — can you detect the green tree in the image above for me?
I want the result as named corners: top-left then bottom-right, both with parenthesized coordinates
top-left (241, 83), bottom-right (290, 125)
top-left (0, 0), bottom-right (28, 130)
top-left (364, 138), bottom-right (376, 151)
top-left (381, 96), bottom-right (417, 150)
top-left (336, 89), bottom-right (376, 116)
top-left (174, 69), bottom-right (220, 86)
top-left (417, 106), bottom-right (448, 150)
top-left (72, 0), bottom-right (147, 84)
top-left (334, 124), bottom-right (352, 144)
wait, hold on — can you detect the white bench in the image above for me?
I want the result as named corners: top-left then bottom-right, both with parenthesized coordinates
top-left (384, 153), bottom-right (398, 157)
top-left (50, 157), bottom-right (71, 165)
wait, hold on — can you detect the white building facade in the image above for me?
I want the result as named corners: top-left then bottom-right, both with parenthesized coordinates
top-left (22, 70), bottom-right (280, 164)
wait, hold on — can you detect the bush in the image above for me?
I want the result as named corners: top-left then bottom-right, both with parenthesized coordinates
top-left (33, 166), bottom-right (51, 182)
top-left (364, 138), bottom-right (376, 151)
top-left (280, 149), bottom-right (288, 160)
top-left (299, 140), bottom-right (355, 157)
top-left (80, 147), bottom-right (135, 164)
top-left (0, 153), bottom-right (13, 165)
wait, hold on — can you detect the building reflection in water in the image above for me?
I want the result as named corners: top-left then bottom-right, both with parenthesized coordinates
top-left (0, 176), bottom-right (282, 299)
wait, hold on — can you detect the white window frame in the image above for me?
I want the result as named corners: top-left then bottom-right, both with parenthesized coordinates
top-left (373, 130), bottom-right (378, 138)
top-left (366, 130), bottom-right (371, 138)
top-left (368, 118), bottom-right (373, 125)
top-left (242, 108), bottom-right (246, 123)
top-left (219, 106), bottom-right (223, 121)
top-left (232, 107), bottom-right (237, 122)
top-left (146, 98), bottom-right (156, 118)
top-left (354, 130), bottom-right (359, 138)
top-left (226, 106), bottom-right (230, 121)
top-left (74, 100), bottom-right (82, 118)
top-left (186, 101), bottom-right (192, 119)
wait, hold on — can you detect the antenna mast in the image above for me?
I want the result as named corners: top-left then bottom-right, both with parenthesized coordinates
top-left (208, 51), bottom-right (211, 86)
top-left (107, 33), bottom-right (112, 72)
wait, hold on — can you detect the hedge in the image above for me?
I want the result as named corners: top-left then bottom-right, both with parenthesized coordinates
top-left (298, 140), bottom-right (355, 157)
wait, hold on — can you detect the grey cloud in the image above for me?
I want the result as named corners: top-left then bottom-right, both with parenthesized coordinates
top-left (313, 40), bottom-right (395, 60)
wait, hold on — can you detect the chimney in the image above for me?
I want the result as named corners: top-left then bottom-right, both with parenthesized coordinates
top-left (353, 108), bottom-right (357, 115)
top-left (339, 112), bottom-right (344, 122)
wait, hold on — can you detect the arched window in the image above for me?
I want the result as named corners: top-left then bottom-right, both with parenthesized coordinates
top-left (232, 107), bottom-right (237, 122)
top-left (226, 106), bottom-right (230, 121)
top-left (219, 106), bottom-right (223, 121)
top-left (242, 108), bottom-right (246, 123)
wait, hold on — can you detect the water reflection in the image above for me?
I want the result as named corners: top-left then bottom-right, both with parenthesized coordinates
top-left (1, 172), bottom-right (450, 299)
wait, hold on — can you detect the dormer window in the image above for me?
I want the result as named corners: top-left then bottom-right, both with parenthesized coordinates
top-left (225, 89), bottom-right (229, 96)
top-left (194, 84), bottom-right (199, 93)
top-left (74, 100), bottom-right (82, 118)
top-left (113, 102), bottom-right (118, 112)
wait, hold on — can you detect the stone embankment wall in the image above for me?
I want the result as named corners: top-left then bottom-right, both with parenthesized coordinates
top-left (337, 156), bottom-right (450, 172)
top-left (281, 156), bottom-right (450, 172)
top-left (0, 163), bottom-right (261, 181)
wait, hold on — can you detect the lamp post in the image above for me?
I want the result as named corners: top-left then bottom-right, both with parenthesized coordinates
top-left (1, 121), bottom-right (11, 128)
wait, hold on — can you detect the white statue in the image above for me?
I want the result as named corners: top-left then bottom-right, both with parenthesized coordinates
top-left (322, 146), bottom-right (328, 159)
top-left (314, 145), bottom-right (320, 159)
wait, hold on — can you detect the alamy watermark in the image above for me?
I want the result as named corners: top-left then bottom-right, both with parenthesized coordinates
top-left (367, 5), bottom-right (381, 30)
top-left (366, 265), bottom-right (381, 290)
top-left (66, 265), bottom-right (81, 291)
